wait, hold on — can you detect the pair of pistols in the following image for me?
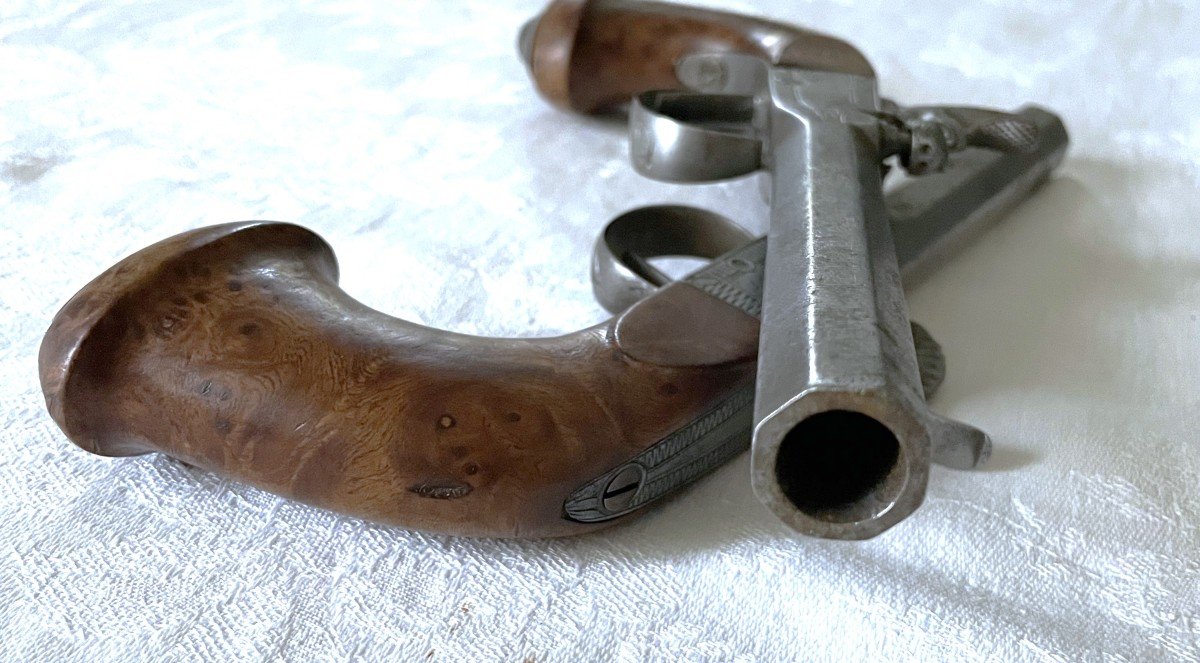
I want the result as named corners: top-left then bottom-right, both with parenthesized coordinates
top-left (39, 0), bottom-right (1067, 540)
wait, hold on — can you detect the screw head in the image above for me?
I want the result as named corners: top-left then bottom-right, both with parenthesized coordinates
top-left (601, 464), bottom-right (645, 513)
top-left (676, 55), bottom-right (728, 92)
top-left (904, 121), bottom-right (950, 175)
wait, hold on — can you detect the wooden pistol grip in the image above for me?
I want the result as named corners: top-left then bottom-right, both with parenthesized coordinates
top-left (524, 0), bottom-right (874, 113)
top-left (39, 223), bottom-right (757, 538)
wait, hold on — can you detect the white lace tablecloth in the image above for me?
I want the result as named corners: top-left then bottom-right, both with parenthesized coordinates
top-left (2, 1), bottom-right (1198, 660)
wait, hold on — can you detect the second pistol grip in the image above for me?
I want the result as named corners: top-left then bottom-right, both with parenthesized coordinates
top-left (521, 0), bottom-right (874, 113)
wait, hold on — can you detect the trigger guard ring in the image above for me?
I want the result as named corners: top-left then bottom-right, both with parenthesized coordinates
top-left (591, 205), bottom-right (755, 314)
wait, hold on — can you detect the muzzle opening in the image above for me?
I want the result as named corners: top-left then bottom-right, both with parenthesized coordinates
top-left (774, 410), bottom-right (903, 523)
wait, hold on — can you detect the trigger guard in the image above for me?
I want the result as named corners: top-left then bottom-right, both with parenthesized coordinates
top-left (591, 205), bottom-right (755, 314)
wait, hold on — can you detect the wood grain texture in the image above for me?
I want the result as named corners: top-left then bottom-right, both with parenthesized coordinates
top-left (39, 222), bottom-right (757, 538)
top-left (526, 0), bottom-right (874, 113)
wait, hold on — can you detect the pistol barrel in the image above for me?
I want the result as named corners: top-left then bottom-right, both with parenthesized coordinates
top-left (751, 70), bottom-right (935, 539)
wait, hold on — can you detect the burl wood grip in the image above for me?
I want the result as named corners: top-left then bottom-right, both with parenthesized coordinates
top-left (39, 223), bottom-right (757, 537)
top-left (524, 0), bottom-right (873, 113)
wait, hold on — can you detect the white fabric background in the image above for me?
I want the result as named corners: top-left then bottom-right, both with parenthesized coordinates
top-left (2, 0), bottom-right (1198, 660)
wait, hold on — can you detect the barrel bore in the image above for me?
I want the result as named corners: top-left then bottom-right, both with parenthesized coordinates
top-left (773, 410), bottom-right (904, 523)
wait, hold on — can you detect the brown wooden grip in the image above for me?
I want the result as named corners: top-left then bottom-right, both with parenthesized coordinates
top-left (39, 223), bottom-right (757, 537)
top-left (523, 0), bottom-right (874, 113)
